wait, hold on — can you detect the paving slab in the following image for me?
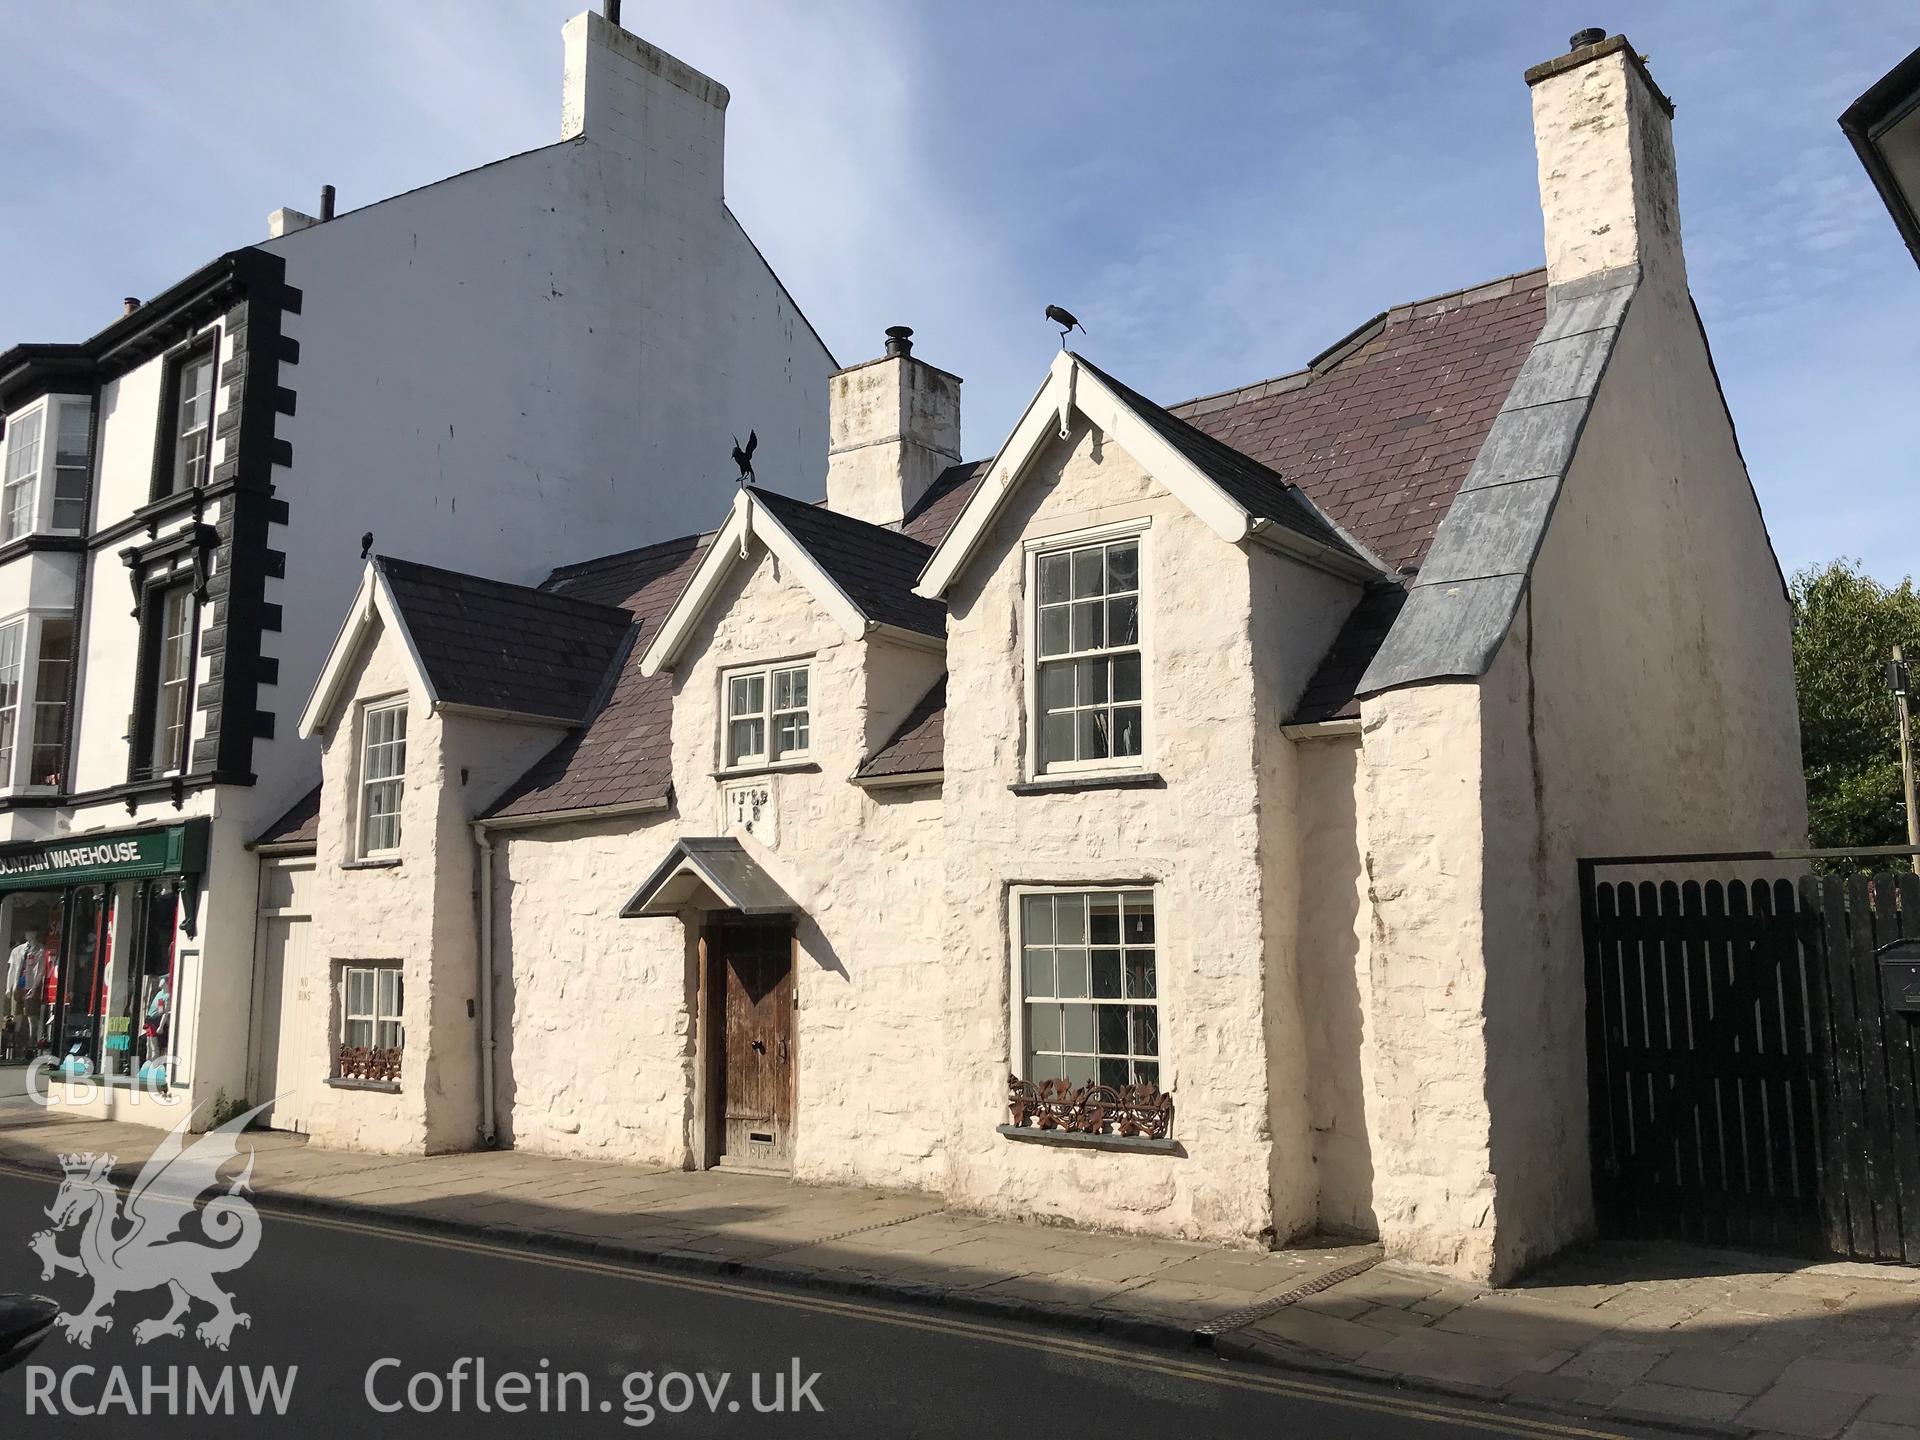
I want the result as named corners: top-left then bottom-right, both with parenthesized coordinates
top-left (1353, 1325), bottom-right (1570, 1389)
top-left (1737, 1385), bottom-right (1870, 1438)
top-left (1647, 1347), bottom-right (1793, 1396)
top-left (1612, 1382), bottom-right (1751, 1423)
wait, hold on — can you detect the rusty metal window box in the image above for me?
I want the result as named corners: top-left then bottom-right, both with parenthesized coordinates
top-left (1006, 1075), bottom-right (1175, 1148)
top-left (326, 1076), bottom-right (401, 1094)
top-left (996, 1124), bottom-right (1181, 1155)
top-left (337, 1044), bottom-right (402, 1085)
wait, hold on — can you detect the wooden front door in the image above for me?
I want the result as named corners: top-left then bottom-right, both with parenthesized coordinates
top-left (706, 921), bottom-right (794, 1170)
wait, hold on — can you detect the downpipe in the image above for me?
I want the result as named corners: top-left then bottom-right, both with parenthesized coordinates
top-left (473, 822), bottom-right (499, 1148)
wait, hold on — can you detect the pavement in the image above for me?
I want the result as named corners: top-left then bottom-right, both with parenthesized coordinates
top-left (3, 1104), bottom-right (1918, 1437)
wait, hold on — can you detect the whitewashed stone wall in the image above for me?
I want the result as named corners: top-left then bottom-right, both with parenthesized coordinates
top-left (1292, 735), bottom-right (1378, 1237)
top-left (491, 537), bottom-right (948, 1188)
top-left (936, 419), bottom-right (1344, 1245)
top-left (1473, 281), bottom-right (1809, 1278)
top-left (290, 618), bottom-right (564, 1153)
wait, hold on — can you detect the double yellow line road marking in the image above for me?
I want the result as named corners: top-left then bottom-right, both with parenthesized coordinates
top-left (1, 1161), bottom-right (1630, 1437)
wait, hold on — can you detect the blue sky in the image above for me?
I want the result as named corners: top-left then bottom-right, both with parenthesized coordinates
top-left (2, 2), bottom-right (1914, 581)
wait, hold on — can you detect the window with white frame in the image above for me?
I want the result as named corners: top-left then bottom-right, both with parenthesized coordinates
top-left (149, 586), bottom-right (194, 777)
top-left (1033, 535), bottom-right (1142, 771)
top-left (0, 398), bottom-right (91, 544)
top-left (2, 410), bottom-right (43, 543)
top-left (50, 403), bottom-right (90, 532)
top-left (338, 963), bottom-right (404, 1081)
top-left (0, 621), bottom-right (24, 781)
top-left (161, 348), bottom-right (216, 497)
top-left (28, 617), bottom-right (72, 788)
top-left (1015, 889), bottom-right (1159, 1090)
top-left (358, 701), bottom-right (408, 856)
top-left (0, 614), bottom-right (73, 792)
top-left (723, 662), bottom-right (810, 767)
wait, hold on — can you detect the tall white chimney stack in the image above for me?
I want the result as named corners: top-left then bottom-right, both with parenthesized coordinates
top-left (1526, 30), bottom-right (1685, 299)
top-left (825, 328), bottom-right (962, 528)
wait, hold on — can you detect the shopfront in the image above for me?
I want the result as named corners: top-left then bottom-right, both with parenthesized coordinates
top-left (0, 820), bottom-right (208, 1086)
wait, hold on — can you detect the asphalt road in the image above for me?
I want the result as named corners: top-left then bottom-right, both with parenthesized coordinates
top-left (0, 1164), bottom-right (1652, 1439)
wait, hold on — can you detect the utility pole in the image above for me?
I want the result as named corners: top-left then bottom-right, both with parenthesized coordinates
top-left (1891, 646), bottom-right (1920, 876)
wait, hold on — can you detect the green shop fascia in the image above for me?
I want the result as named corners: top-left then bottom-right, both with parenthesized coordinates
top-left (0, 819), bottom-right (209, 1080)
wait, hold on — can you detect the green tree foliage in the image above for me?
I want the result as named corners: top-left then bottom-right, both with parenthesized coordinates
top-left (1792, 560), bottom-right (1920, 852)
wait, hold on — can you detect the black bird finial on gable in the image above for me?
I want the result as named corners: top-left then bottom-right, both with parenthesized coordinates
top-left (731, 430), bottom-right (758, 487)
top-left (360, 530), bottom-right (374, 560)
top-left (1045, 304), bottom-right (1084, 350)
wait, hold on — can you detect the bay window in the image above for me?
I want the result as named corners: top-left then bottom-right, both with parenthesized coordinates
top-left (1014, 888), bottom-right (1160, 1090)
top-left (0, 396), bottom-right (92, 543)
top-left (0, 614), bottom-right (75, 792)
top-left (358, 700), bottom-right (407, 857)
top-left (1031, 532), bottom-right (1143, 772)
top-left (723, 661), bottom-right (810, 768)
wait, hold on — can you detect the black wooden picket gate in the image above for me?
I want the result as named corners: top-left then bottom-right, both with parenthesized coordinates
top-left (1582, 849), bottom-right (1920, 1262)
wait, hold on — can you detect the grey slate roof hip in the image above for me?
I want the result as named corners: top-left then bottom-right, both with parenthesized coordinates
top-left (857, 676), bottom-right (947, 780)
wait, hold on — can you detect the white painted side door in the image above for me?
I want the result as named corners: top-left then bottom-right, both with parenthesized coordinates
top-left (251, 859), bottom-right (318, 1131)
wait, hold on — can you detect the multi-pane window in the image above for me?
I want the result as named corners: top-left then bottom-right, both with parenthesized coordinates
top-left (0, 621), bottom-right (23, 780)
top-left (1034, 537), bottom-right (1142, 770)
top-left (0, 399), bottom-right (90, 542)
top-left (359, 701), bottom-right (408, 856)
top-left (165, 351), bottom-right (216, 495)
top-left (1018, 889), bottom-right (1159, 1090)
top-left (28, 618), bottom-right (72, 787)
top-left (724, 662), bottom-right (809, 766)
top-left (339, 964), bottom-right (405, 1081)
top-left (2, 409), bottom-right (43, 543)
top-left (150, 587), bottom-right (194, 776)
top-left (51, 403), bottom-right (90, 532)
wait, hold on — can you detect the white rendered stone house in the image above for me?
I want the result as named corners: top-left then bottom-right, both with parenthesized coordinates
top-left (0, 9), bottom-right (832, 1128)
top-left (274, 32), bottom-right (1806, 1282)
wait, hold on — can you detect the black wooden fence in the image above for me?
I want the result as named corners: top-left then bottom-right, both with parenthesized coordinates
top-left (1582, 853), bottom-right (1920, 1262)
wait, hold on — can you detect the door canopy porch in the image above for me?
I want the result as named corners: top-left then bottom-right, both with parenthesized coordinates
top-left (620, 837), bottom-right (798, 919)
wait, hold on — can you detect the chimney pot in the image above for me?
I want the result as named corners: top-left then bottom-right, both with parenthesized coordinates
top-left (319, 184), bottom-right (336, 222)
top-left (1569, 28), bottom-right (1607, 50)
top-left (122, 297), bottom-right (142, 317)
top-left (605, 0), bottom-right (621, 26)
top-left (884, 325), bottom-right (914, 357)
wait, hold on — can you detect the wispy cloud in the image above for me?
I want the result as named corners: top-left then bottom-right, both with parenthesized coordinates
top-left (2, 0), bottom-right (1916, 580)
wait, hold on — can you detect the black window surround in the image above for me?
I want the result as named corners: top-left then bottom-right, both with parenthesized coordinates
top-left (149, 334), bottom-right (220, 504)
top-left (121, 529), bottom-right (213, 786)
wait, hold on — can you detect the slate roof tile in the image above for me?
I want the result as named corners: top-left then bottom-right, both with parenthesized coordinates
top-left (750, 489), bottom-right (945, 638)
top-left (252, 784), bottom-right (320, 848)
top-left (378, 557), bottom-right (633, 723)
top-left (856, 677), bottom-right (946, 780)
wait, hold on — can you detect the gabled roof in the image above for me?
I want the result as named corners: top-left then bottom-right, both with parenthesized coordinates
top-left (916, 351), bottom-right (1386, 600)
top-left (298, 555), bottom-right (632, 736)
top-left (639, 488), bottom-right (943, 677)
top-left (621, 836), bottom-right (797, 917)
top-left (855, 676), bottom-right (946, 784)
top-left (749, 490), bottom-right (944, 637)
top-left (486, 534), bottom-right (707, 821)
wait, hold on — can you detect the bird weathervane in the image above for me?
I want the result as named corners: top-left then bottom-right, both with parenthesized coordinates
top-left (731, 431), bottom-right (758, 488)
top-left (1045, 304), bottom-right (1084, 350)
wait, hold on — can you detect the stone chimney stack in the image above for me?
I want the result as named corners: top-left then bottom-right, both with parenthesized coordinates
top-left (1526, 30), bottom-right (1685, 298)
top-left (560, 9), bottom-right (727, 200)
top-left (825, 327), bottom-right (962, 528)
